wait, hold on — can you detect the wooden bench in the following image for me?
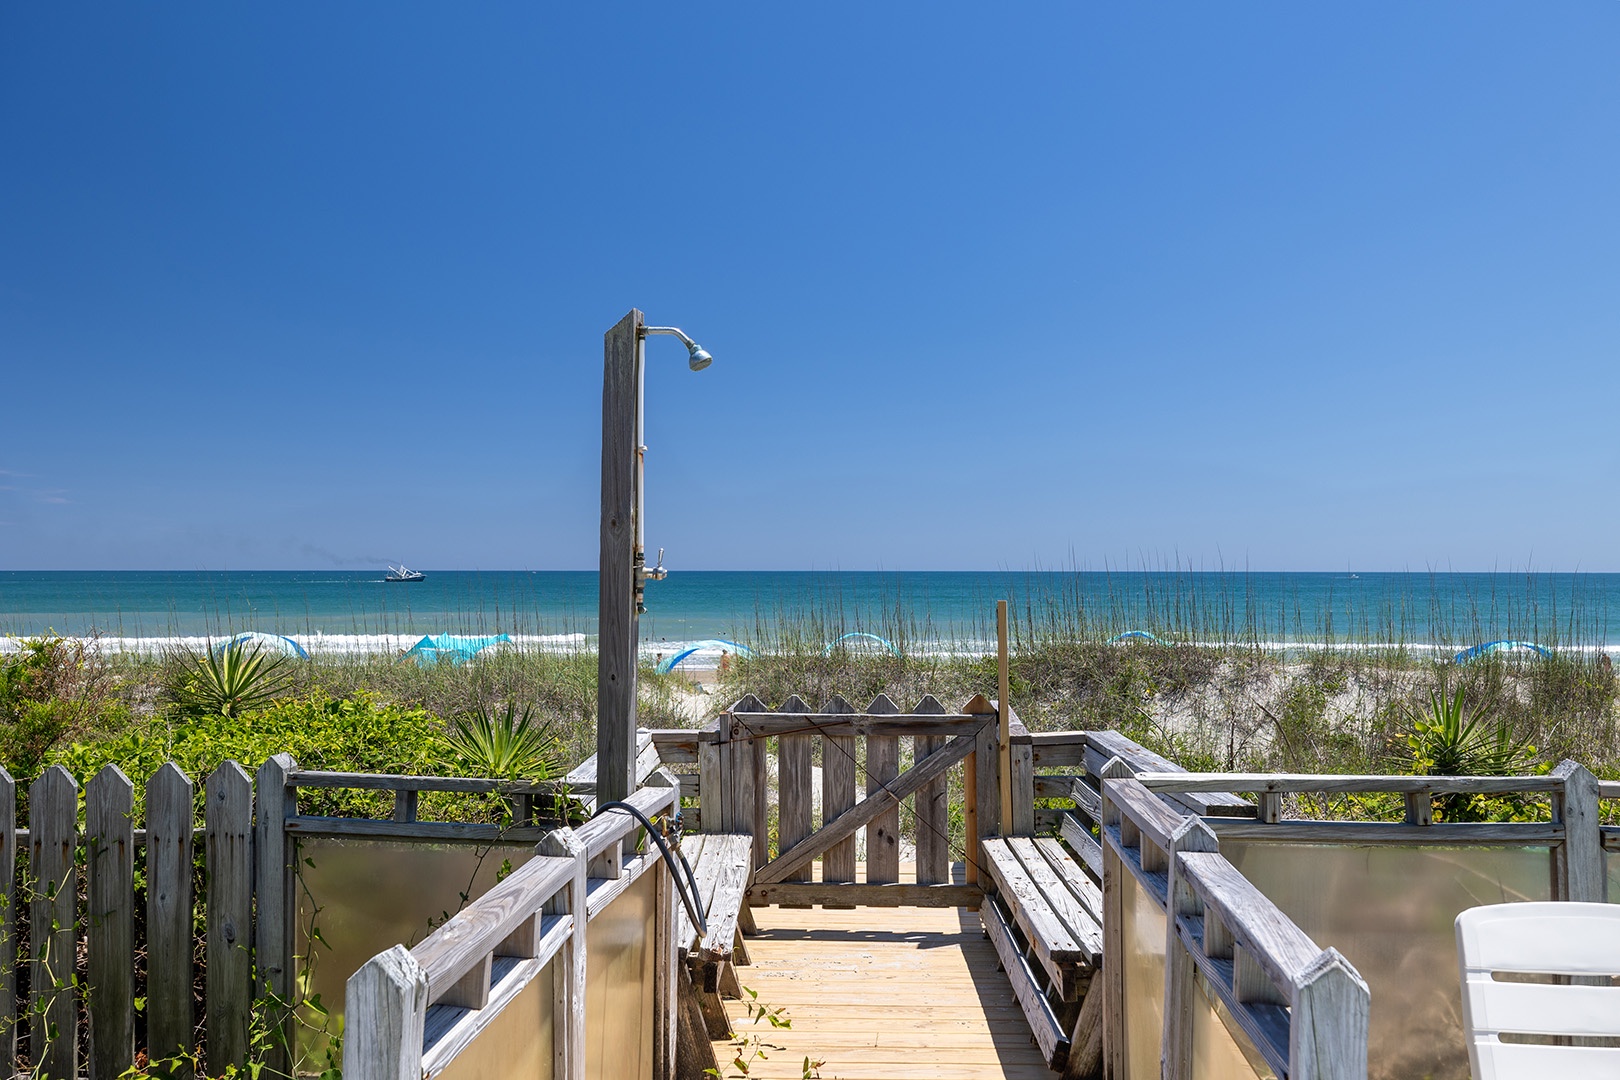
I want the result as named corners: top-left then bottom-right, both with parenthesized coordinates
top-left (979, 833), bottom-right (1105, 1078)
top-left (674, 832), bottom-right (755, 1038)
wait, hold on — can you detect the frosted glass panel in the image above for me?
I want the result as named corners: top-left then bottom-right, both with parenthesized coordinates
top-left (1607, 851), bottom-right (1620, 901)
top-left (1120, 870), bottom-right (1167, 1080)
top-left (433, 959), bottom-right (556, 1080)
top-left (1225, 842), bottom-right (1552, 1080)
top-left (1190, 963), bottom-right (1275, 1080)
top-left (294, 838), bottom-right (534, 1061)
top-left (586, 869), bottom-right (657, 1080)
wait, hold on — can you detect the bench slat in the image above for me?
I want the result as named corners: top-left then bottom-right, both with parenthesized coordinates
top-left (1008, 838), bottom-right (1102, 969)
top-left (981, 896), bottom-right (1070, 1070)
top-left (698, 836), bottom-right (752, 965)
top-left (981, 840), bottom-right (1084, 962)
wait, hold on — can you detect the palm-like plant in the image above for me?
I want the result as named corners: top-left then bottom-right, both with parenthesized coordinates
top-left (442, 702), bottom-right (559, 780)
top-left (1406, 686), bottom-right (1537, 820)
top-left (169, 641), bottom-right (294, 718)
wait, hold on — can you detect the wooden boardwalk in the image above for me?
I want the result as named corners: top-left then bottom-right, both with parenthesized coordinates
top-left (714, 901), bottom-right (1054, 1079)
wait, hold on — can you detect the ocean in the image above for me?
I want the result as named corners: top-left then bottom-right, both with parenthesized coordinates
top-left (0, 570), bottom-right (1615, 660)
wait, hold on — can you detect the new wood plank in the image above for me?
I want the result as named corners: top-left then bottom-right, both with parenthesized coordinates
top-left (716, 901), bottom-right (1052, 1080)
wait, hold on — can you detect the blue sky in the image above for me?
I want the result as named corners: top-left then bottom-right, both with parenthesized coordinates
top-left (3, 4), bottom-right (1618, 571)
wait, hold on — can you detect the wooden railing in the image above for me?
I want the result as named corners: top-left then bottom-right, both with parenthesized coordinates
top-left (1133, 762), bottom-right (1606, 902)
top-left (1101, 771), bottom-right (1370, 1080)
top-left (651, 693), bottom-right (1038, 907)
top-left (343, 779), bottom-right (680, 1080)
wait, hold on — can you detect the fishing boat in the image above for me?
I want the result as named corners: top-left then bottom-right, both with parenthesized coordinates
top-left (384, 565), bottom-right (425, 583)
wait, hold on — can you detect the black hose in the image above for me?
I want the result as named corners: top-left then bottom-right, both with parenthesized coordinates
top-left (594, 799), bottom-right (707, 939)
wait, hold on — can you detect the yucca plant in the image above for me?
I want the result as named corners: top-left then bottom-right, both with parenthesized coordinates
top-left (442, 702), bottom-right (559, 780)
top-left (169, 641), bottom-right (293, 718)
top-left (1405, 685), bottom-right (1538, 821)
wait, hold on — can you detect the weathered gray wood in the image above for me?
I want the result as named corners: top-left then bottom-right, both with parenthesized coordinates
top-left (1010, 738), bottom-right (1035, 835)
top-left (538, 829), bottom-right (587, 1080)
top-left (1177, 852), bottom-right (1322, 991)
top-left (342, 946), bottom-right (429, 1080)
top-left (981, 895), bottom-right (1069, 1069)
top-left (720, 697), bottom-right (765, 867)
top-left (1101, 776), bottom-right (1188, 862)
top-left (1208, 820), bottom-right (1563, 845)
top-left (1061, 974), bottom-right (1105, 1080)
top-left (287, 769), bottom-right (559, 795)
top-left (777, 697), bottom-right (813, 887)
top-left (146, 763), bottom-right (194, 1077)
top-left (86, 765), bottom-right (135, 1080)
top-left (283, 816), bottom-right (558, 843)
top-left (1030, 731), bottom-right (1089, 768)
top-left (1059, 810), bottom-right (1104, 880)
top-left (598, 308), bottom-right (643, 808)
top-left (410, 855), bottom-right (575, 1003)
top-left (975, 717), bottom-right (1002, 846)
top-left (675, 963), bottom-right (721, 1079)
top-left (1009, 837), bottom-right (1104, 963)
top-left (1552, 759), bottom-right (1605, 902)
top-left (722, 711), bottom-right (985, 736)
top-left (0, 767), bottom-right (15, 1069)
top-left (206, 762), bottom-right (254, 1075)
top-left (392, 788), bottom-right (418, 823)
top-left (572, 782), bottom-right (677, 860)
top-left (653, 828), bottom-right (676, 1080)
top-left (997, 605), bottom-right (1014, 830)
top-left (1259, 790), bottom-right (1283, 824)
top-left (30, 766), bottom-right (78, 1080)
top-left (746, 882), bottom-right (981, 908)
top-left (1098, 757), bottom-right (1133, 1080)
top-left (1135, 770), bottom-right (1558, 795)
top-left (756, 727), bottom-right (982, 885)
top-left (1162, 817), bottom-right (1220, 1080)
top-left (981, 840), bottom-right (1084, 959)
top-left (698, 727), bottom-right (722, 835)
top-left (1290, 948), bottom-right (1370, 1080)
top-left (254, 752), bottom-right (298, 1078)
top-left (821, 696), bottom-right (859, 891)
top-left (1085, 732), bottom-right (1254, 816)
top-left (866, 727), bottom-right (900, 885)
top-left (912, 695), bottom-right (950, 885)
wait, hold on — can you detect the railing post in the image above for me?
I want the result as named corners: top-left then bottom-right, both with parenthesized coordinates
top-left (1161, 817), bottom-right (1218, 1080)
top-left (539, 827), bottom-right (588, 1080)
top-left (646, 771), bottom-right (680, 1078)
top-left (342, 946), bottom-right (428, 1080)
top-left (1552, 759), bottom-right (1605, 902)
top-left (1290, 949), bottom-right (1370, 1080)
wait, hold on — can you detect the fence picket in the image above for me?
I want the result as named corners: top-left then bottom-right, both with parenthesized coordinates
top-left (912, 695), bottom-right (950, 885)
top-left (87, 765), bottom-right (135, 1079)
top-left (254, 753), bottom-right (298, 1078)
top-left (865, 696), bottom-right (901, 884)
top-left (29, 766), bottom-right (79, 1080)
top-left (777, 697), bottom-right (813, 893)
top-left (820, 696), bottom-right (858, 894)
top-left (206, 762), bottom-right (254, 1074)
top-left (146, 763), bottom-right (195, 1077)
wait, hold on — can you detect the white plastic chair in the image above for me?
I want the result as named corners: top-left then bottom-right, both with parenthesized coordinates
top-left (1456, 901), bottom-right (1620, 1080)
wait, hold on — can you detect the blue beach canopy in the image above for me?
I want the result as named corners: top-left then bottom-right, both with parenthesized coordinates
top-left (1453, 640), bottom-right (1551, 664)
top-left (822, 632), bottom-right (901, 657)
top-left (655, 639), bottom-right (754, 674)
top-left (1108, 630), bottom-right (1165, 645)
top-left (216, 632), bottom-right (309, 659)
top-left (404, 633), bottom-right (512, 666)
